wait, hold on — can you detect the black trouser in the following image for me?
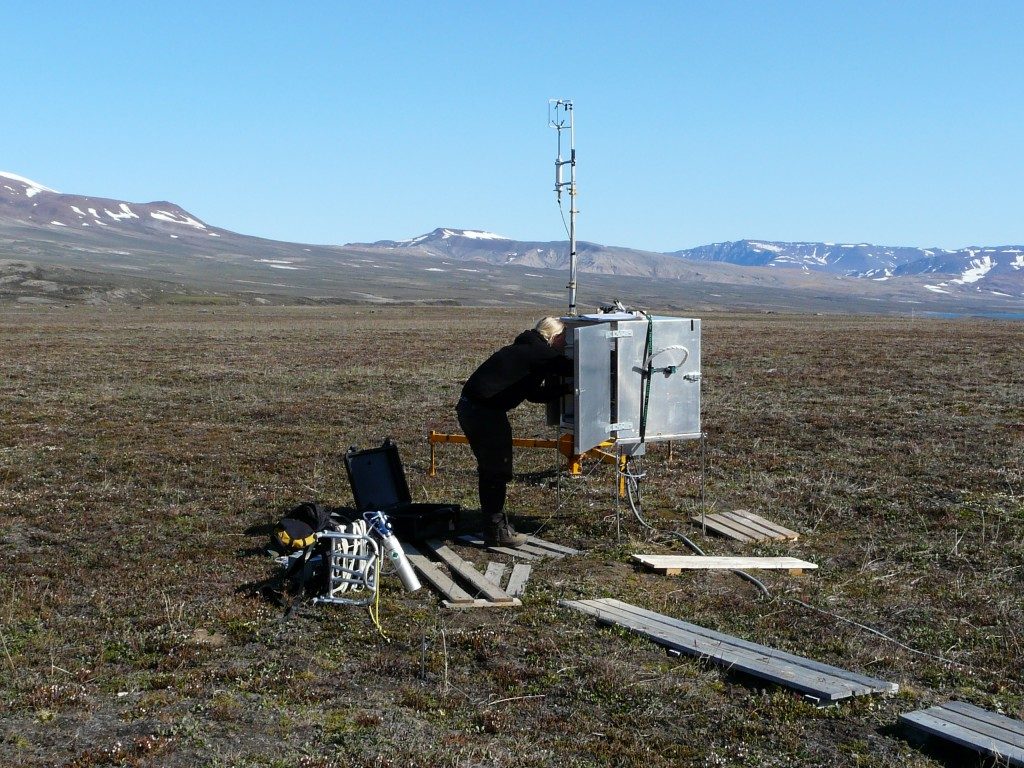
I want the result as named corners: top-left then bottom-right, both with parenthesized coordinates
top-left (456, 396), bottom-right (513, 523)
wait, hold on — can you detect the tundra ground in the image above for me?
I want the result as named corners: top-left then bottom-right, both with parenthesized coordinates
top-left (1, 305), bottom-right (1021, 767)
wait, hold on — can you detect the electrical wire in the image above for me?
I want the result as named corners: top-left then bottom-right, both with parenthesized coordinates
top-left (618, 454), bottom-right (773, 600)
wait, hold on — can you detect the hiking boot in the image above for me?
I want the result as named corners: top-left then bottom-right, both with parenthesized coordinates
top-left (484, 522), bottom-right (528, 549)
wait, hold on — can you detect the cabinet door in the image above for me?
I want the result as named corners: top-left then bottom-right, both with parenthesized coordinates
top-left (573, 324), bottom-right (612, 454)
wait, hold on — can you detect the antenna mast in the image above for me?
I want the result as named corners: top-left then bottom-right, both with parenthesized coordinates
top-left (549, 99), bottom-right (577, 315)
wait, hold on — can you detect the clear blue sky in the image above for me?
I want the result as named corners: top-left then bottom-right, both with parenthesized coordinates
top-left (6, 1), bottom-right (1022, 251)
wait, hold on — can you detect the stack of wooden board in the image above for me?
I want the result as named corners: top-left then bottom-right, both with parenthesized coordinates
top-left (404, 539), bottom-right (520, 609)
top-left (562, 597), bottom-right (898, 703)
top-left (900, 701), bottom-right (1024, 766)
top-left (690, 509), bottom-right (798, 542)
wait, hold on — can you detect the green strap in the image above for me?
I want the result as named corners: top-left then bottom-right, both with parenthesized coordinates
top-left (639, 314), bottom-right (653, 443)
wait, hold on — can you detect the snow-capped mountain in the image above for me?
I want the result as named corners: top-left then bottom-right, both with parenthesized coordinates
top-left (0, 171), bottom-right (221, 240)
top-left (669, 239), bottom-right (1024, 295)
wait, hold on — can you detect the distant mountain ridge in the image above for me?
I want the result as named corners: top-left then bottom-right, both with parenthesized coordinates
top-left (670, 239), bottom-right (1024, 295)
top-left (360, 228), bottom-right (1023, 298)
top-left (1, 172), bottom-right (1021, 310)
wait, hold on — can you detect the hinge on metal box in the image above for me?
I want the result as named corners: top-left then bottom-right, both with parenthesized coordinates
top-left (609, 421), bottom-right (633, 431)
top-left (604, 329), bottom-right (633, 339)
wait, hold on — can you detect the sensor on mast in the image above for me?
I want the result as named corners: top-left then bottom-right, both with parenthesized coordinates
top-left (549, 99), bottom-right (578, 315)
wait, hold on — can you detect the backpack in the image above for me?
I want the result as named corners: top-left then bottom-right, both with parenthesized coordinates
top-left (272, 502), bottom-right (334, 551)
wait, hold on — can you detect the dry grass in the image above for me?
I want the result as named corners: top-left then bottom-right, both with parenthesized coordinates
top-left (0, 304), bottom-right (1021, 767)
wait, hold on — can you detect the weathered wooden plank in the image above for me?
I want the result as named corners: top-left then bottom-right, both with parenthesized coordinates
top-left (424, 540), bottom-right (515, 603)
top-left (598, 597), bottom-right (897, 693)
top-left (717, 511), bottom-right (780, 540)
top-left (731, 510), bottom-right (799, 540)
top-left (505, 564), bottom-right (532, 597)
top-left (483, 562), bottom-right (507, 587)
top-left (456, 535), bottom-right (541, 560)
top-left (633, 555), bottom-right (817, 572)
top-left (516, 543), bottom-right (563, 558)
top-left (719, 511), bottom-right (791, 541)
top-left (690, 514), bottom-right (758, 542)
top-left (403, 543), bottom-right (475, 604)
top-left (563, 599), bottom-right (853, 701)
top-left (569, 598), bottom-right (897, 700)
top-left (524, 536), bottom-right (581, 556)
top-left (900, 708), bottom-right (1024, 766)
top-left (443, 597), bottom-right (522, 610)
top-left (942, 701), bottom-right (1024, 744)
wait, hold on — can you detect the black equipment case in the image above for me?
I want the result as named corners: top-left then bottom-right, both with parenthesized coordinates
top-left (344, 438), bottom-right (460, 540)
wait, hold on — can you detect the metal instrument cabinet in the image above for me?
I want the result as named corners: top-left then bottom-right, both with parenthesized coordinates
top-left (552, 314), bottom-right (702, 455)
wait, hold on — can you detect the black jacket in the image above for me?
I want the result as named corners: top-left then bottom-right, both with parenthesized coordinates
top-left (461, 329), bottom-right (573, 412)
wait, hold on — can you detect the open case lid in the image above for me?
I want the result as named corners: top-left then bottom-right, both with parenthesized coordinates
top-left (344, 438), bottom-right (412, 511)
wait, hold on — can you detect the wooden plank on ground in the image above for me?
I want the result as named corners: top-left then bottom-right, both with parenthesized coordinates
top-left (596, 597), bottom-right (897, 694)
top-left (505, 563), bottom-right (531, 597)
top-left (900, 702), bottom-right (1024, 766)
top-left (942, 701), bottom-right (1024, 745)
top-left (633, 554), bottom-right (817, 575)
top-left (524, 536), bottom-right (581, 556)
top-left (403, 543), bottom-right (475, 605)
top-left (565, 599), bottom-right (850, 701)
top-left (483, 561), bottom-right (507, 586)
top-left (562, 597), bottom-right (897, 702)
top-left (690, 509), bottom-right (798, 542)
top-left (456, 535), bottom-right (541, 560)
top-left (424, 540), bottom-right (515, 604)
top-left (690, 514), bottom-right (759, 542)
top-left (731, 510), bottom-right (799, 540)
top-left (443, 597), bottom-right (522, 610)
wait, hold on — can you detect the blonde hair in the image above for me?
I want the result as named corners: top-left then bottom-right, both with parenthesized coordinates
top-left (534, 316), bottom-right (565, 343)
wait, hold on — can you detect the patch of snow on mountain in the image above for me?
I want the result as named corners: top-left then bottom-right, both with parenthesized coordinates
top-left (267, 264), bottom-right (300, 270)
top-left (445, 229), bottom-right (509, 241)
top-left (256, 259), bottom-right (294, 265)
top-left (150, 210), bottom-right (206, 229)
top-left (0, 172), bottom-right (57, 196)
top-left (952, 255), bottom-right (993, 284)
top-left (105, 204), bottom-right (139, 221)
top-left (50, 221), bottom-right (66, 226)
top-left (1011, 254), bottom-right (1024, 269)
top-left (425, 267), bottom-right (445, 272)
top-left (749, 241), bottom-right (784, 252)
top-left (925, 285), bottom-right (949, 294)
top-left (71, 206), bottom-right (86, 217)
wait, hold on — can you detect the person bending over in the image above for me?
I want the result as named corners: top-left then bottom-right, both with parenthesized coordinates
top-left (457, 317), bottom-right (572, 547)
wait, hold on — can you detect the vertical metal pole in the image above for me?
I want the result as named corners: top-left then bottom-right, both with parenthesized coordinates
top-left (551, 99), bottom-right (578, 316)
top-left (567, 105), bottom-right (578, 316)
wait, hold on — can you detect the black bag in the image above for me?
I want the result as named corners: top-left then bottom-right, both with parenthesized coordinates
top-left (273, 501), bottom-right (334, 551)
